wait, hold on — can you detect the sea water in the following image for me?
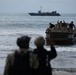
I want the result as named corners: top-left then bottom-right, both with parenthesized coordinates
top-left (0, 13), bottom-right (76, 74)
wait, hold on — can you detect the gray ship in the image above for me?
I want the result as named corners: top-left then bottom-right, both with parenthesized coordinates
top-left (28, 10), bottom-right (60, 16)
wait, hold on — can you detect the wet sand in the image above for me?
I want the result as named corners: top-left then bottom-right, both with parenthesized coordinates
top-left (52, 68), bottom-right (76, 75)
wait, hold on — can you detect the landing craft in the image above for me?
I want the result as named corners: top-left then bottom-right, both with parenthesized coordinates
top-left (45, 22), bottom-right (76, 45)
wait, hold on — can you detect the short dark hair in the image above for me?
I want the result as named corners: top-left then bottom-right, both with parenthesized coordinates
top-left (17, 35), bottom-right (31, 48)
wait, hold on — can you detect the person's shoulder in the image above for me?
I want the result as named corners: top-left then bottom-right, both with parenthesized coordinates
top-left (44, 48), bottom-right (49, 54)
top-left (7, 52), bottom-right (14, 59)
top-left (44, 48), bottom-right (47, 51)
top-left (43, 48), bottom-right (51, 53)
top-left (6, 49), bottom-right (19, 60)
top-left (33, 48), bottom-right (38, 53)
top-left (28, 48), bottom-right (33, 52)
top-left (6, 49), bottom-right (20, 65)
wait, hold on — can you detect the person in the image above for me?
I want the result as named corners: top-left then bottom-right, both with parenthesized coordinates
top-left (57, 20), bottom-right (59, 24)
top-left (69, 21), bottom-right (75, 30)
top-left (59, 21), bottom-right (62, 27)
top-left (49, 23), bottom-right (55, 28)
top-left (33, 36), bottom-right (57, 75)
top-left (62, 20), bottom-right (66, 27)
top-left (3, 35), bottom-right (39, 75)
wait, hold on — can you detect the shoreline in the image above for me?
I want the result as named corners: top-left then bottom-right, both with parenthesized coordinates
top-left (53, 68), bottom-right (76, 72)
top-left (52, 68), bottom-right (76, 75)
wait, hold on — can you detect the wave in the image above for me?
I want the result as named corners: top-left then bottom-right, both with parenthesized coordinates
top-left (56, 47), bottom-right (76, 51)
top-left (0, 29), bottom-right (45, 36)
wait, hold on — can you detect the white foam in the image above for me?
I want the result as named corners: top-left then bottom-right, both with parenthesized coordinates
top-left (56, 47), bottom-right (76, 51)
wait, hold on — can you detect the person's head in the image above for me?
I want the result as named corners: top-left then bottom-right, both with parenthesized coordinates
top-left (71, 21), bottom-right (73, 24)
top-left (17, 35), bottom-right (31, 49)
top-left (49, 23), bottom-right (51, 25)
top-left (60, 21), bottom-right (62, 23)
top-left (34, 36), bottom-right (45, 47)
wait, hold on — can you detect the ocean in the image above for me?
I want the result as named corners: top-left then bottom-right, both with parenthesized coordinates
top-left (0, 13), bottom-right (76, 74)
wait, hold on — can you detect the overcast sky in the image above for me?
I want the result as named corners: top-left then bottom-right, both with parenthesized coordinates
top-left (0, 0), bottom-right (76, 14)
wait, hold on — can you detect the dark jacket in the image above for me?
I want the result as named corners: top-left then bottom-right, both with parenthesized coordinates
top-left (33, 45), bottom-right (57, 75)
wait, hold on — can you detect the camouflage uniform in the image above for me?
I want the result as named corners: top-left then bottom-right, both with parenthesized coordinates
top-left (4, 49), bottom-right (39, 75)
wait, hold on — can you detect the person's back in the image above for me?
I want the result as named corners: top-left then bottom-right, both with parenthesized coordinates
top-left (33, 36), bottom-right (57, 75)
top-left (9, 50), bottom-right (32, 75)
top-left (4, 35), bottom-right (38, 75)
top-left (34, 47), bottom-right (52, 75)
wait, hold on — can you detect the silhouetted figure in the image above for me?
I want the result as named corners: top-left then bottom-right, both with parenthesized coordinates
top-left (62, 20), bottom-right (66, 27)
top-left (33, 36), bottom-right (57, 75)
top-left (4, 35), bottom-right (38, 75)
top-left (69, 21), bottom-right (75, 30)
top-left (57, 20), bottom-right (59, 24)
top-left (49, 23), bottom-right (55, 28)
top-left (59, 21), bottom-right (62, 27)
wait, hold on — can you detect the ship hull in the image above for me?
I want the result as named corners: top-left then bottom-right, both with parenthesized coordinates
top-left (29, 13), bottom-right (60, 16)
top-left (46, 37), bottom-right (75, 45)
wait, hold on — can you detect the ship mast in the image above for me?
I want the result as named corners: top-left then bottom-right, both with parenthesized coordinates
top-left (40, 6), bottom-right (42, 12)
